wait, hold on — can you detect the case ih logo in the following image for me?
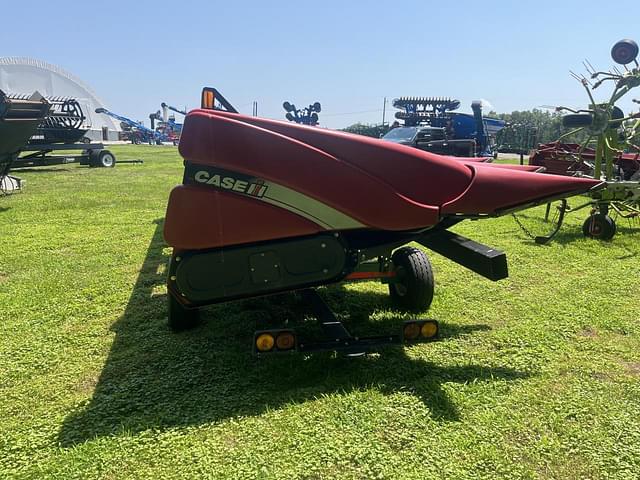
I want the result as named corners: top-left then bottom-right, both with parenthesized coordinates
top-left (184, 163), bottom-right (268, 198)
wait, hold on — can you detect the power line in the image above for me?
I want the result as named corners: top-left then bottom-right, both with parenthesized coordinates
top-left (322, 108), bottom-right (383, 117)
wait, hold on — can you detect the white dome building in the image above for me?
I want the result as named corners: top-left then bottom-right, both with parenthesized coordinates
top-left (0, 57), bottom-right (121, 141)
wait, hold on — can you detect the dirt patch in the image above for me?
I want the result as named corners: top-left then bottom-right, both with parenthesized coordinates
top-left (578, 327), bottom-right (598, 338)
top-left (622, 361), bottom-right (640, 377)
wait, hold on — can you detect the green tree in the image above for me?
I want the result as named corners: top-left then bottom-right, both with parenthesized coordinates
top-left (341, 123), bottom-right (390, 138)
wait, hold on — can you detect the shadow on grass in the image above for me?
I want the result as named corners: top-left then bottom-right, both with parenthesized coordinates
top-left (552, 223), bottom-right (639, 246)
top-left (59, 219), bottom-right (527, 446)
top-left (11, 167), bottom-right (73, 173)
top-left (512, 210), bottom-right (639, 246)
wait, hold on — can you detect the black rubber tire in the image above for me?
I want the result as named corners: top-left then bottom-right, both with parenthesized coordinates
top-left (168, 294), bottom-right (200, 332)
top-left (582, 214), bottom-right (616, 240)
top-left (610, 106), bottom-right (625, 129)
top-left (562, 114), bottom-right (593, 128)
top-left (96, 150), bottom-right (116, 168)
top-left (611, 39), bottom-right (639, 65)
top-left (388, 247), bottom-right (434, 312)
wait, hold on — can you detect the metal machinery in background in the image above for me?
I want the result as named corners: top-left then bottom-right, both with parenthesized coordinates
top-left (0, 90), bottom-right (50, 193)
top-left (161, 102), bottom-right (187, 117)
top-left (1, 90), bottom-right (121, 193)
top-left (5, 94), bottom-right (91, 145)
top-left (160, 102), bottom-right (187, 142)
top-left (383, 97), bottom-right (505, 157)
top-left (528, 39), bottom-right (640, 242)
top-left (149, 110), bottom-right (181, 145)
top-left (95, 107), bottom-right (173, 145)
top-left (282, 100), bottom-right (322, 126)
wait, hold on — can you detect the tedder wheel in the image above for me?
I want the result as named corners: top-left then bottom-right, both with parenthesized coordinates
top-left (389, 246), bottom-right (434, 312)
top-left (611, 39), bottom-right (639, 65)
top-left (562, 114), bottom-right (593, 128)
top-left (168, 294), bottom-right (200, 332)
top-left (582, 213), bottom-right (616, 240)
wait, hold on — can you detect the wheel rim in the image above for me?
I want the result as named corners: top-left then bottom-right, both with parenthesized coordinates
top-left (393, 266), bottom-right (408, 296)
top-left (589, 218), bottom-right (602, 236)
top-left (102, 155), bottom-right (114, 167)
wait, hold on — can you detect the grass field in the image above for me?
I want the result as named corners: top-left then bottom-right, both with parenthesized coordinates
top-left (1, 145), bottom-right (639, 479)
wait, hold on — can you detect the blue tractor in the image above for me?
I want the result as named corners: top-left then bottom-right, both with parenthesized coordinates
top-left (382, 97), bottom-right (505, 158)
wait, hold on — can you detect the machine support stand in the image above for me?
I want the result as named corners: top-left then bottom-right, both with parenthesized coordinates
top-left (299, 289), bottom-right (353, 342)
top-left (253, 288), bottom-right (439, 355)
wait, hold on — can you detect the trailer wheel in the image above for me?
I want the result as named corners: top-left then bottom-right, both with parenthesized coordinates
top-left (95, 150), bottom-right (116, 168)
top-left (389, 247), bottom-right (434, 312)
top-left (562, 114), bottom-right (593, 128)
top-left (168, 294), bottom-right (200, 332)
top-left (582, 213), bottom-right (616, 240)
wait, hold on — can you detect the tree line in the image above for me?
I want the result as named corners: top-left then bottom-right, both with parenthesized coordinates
top-left (341, 109), bottom-right (585, 150)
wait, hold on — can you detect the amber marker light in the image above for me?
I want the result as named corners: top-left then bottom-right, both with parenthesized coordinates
top-left (255, 333), bottom-right (275, 352)
top-left (403, 322), bottom-right (421, 340)
top-left (275, 332), bottom-right (296, 351)
top-left (420, 321), bottom-right (438, 339)
top-left (202, 89), bottom-right (215, 109)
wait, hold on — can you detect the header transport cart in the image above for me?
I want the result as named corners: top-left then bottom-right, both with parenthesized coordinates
top-left (1, 89), bottom-right (121, 175)
top-left (161, 87), bottom-right (601, 356)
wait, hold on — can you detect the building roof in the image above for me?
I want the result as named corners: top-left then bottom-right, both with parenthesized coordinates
top-left (0, 57), bottom-right (120, 131)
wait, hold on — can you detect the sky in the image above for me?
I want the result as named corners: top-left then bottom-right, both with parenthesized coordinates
top-left (2, 0), bottom-right (640, 129)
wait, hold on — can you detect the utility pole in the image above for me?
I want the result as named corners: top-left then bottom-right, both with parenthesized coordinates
top-left (382, 97), bottom-right (387, 126)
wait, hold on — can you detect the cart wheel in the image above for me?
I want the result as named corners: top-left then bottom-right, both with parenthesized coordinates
top-left (582, 214), bottom-right (616, 240)
top-left (168, 294), bottom-right (200, 332)
top-left (562, 114), bottom-right (593, 128)
top-left (389, 247), bottom-right (434, 312)
top-left (611, 39), bottom-right (639, 65)
top-left (95, 150), bottom-right (116, 168)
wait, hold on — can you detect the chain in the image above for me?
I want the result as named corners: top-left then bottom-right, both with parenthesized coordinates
top-left (511, 213), bottom-right (538, 240)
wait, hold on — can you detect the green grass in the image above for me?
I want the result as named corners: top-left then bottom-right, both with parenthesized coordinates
top-left (1, 145), bottom-right (639, 479)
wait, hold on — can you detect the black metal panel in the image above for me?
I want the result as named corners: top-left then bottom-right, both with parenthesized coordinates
top-left (418, 230), bottom-right (508, 281)
top-left (173, 234), bottom-right (348, 304)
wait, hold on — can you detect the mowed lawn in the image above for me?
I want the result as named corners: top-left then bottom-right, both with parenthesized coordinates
top-left (1, 145), bottom-right (639, 479)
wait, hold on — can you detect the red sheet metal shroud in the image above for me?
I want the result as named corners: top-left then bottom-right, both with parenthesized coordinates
top-left (165, 110), bottom-right (601, 250)
top-left (195, 111), bottom-right (600, 213)
top-left (188, 110), bottom-right (473, 207)
top-left (166, 111), bottom-right (469, 249)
